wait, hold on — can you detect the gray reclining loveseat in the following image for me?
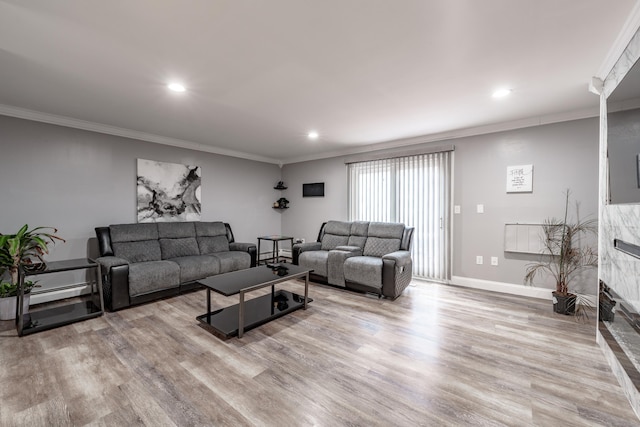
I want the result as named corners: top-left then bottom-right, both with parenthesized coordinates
top-left (292, 220), bottom-right (414, 299)
top-left (95, 221), bottom-right (256, 310)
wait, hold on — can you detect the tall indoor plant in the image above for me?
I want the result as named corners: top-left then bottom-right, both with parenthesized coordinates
top-left (524, 191), bottom-right (598, 315)
top-left (0, 225), bottom-right (64, 320)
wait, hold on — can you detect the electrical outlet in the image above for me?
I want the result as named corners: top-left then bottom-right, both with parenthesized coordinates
top-left (454, 205), bottom-right (461, 214)
top-left (477, 204), bottom-right (484, 214)
top-left (476, 256), bottom-right (483, 265)
top-left (491, 257), bottom-right (498, 266)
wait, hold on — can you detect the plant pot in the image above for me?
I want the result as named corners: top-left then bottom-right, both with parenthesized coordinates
top-left (599, 297), bottom-right (616, 322)
top-left (0, 294), bottom-right (30, 321)
top-left (552, 291), bottom-right (576, 315)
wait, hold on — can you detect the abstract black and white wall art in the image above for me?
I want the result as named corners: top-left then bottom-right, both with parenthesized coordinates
top-left (137, 159), bottom-right (201, 222)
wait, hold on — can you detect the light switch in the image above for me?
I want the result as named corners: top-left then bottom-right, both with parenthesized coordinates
top-left (476, 256), bottom-right (483, 265)
top-left (477, 204), bottom-right (484, 214)
top-left (491, 257), bottom-right (499, 266)
top-left (454, 205), bottom-right (461, 214)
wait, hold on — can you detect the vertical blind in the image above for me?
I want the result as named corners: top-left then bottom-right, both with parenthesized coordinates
top-left (347, 151), bottom-right (452, 281)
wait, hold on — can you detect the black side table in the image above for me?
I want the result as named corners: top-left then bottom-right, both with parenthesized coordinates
top-left (16, 258), bottom-right (104, 336)
top-left (257, 235), bottom-right (294, 264)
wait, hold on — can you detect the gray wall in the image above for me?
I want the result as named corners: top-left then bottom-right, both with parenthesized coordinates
top-left (1, 113), bottom-right (600, 292)
top-left (0, 115), bottom-right (281, 288)
top-left (453, 118), bottom-right (598, 288)
top-left (282, 117), bottom-right (599, 290)
top-left (279, 157), bottom-right (349, 242)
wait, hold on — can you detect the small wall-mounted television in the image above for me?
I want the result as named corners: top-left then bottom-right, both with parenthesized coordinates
top-left (303, 182), bottom-right (324, 197)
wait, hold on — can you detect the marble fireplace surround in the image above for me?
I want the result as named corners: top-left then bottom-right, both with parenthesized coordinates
top-left (598, 8), bottom-right (640, 419)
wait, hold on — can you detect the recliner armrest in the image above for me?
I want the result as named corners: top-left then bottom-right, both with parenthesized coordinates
top-left (95, 256), bottom-right (130, 311)
top-left (229, 242), bottom-right (256, 252)
top-left (382, 251), bottom-right (412, 268)
top-left (292, 242), bottom-right (322, 264)
top-left (229, 242), bottom-right (257, 267)
top-left (95, 256), bottom-right (129, 269)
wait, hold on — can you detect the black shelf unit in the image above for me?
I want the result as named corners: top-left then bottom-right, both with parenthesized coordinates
top-left (17, 258), bottom-right (104, 336)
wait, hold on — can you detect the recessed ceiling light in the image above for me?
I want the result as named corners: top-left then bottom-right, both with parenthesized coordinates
top-left (167, 83), bottom-right (186, 92)
top-left (492, 88), bottom-right (512, 98)
top-left (308, 131), bottom-right (319, 140)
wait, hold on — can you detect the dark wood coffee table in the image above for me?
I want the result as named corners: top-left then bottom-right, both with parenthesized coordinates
top-left (196, 264), bottom-right (312, 338)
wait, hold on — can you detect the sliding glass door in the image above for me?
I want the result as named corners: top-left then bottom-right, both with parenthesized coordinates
top-left (347, 151), bottom-right (452, 281)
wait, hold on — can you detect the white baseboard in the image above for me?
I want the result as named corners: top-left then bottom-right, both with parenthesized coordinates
top-left (450, 276), bottom-right (552, 300)
top-left (280, 249), bottom-right (292, 257)
top-left (258, 249), bottom-right (292, 262)
top-left (30, 282), bottom-right (92, 305)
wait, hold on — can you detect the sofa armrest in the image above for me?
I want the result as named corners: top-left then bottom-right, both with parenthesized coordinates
top-left (292, 242), bottom-right (322, 264)
top-left (382, 251), bottom-right (413, 299)
top-left (229, 242), bottom-right (255, 252)
top-left (334, 245), bottom-right (362, 254)
top-left (96, 256), bottom-right (129, 269)
top-left (382, 251), bottom-right (412, 268)
top-left (95, 256), bottom-right (130, 311)
top-left (229, 242), bottom-right (258, 267)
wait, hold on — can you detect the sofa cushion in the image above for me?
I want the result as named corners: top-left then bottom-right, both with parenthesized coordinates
top-left (321, 234), bottom-right (349, 250)
top-left (347, 236), bottom-right (367, 249)
top-left (128, 260), bottom-right (180, 297)
top-left (363, 237), bottom-right (401, 257)
top-left (157, 222), bottom-right (196, 239)
top-left (112, 240), bottom-right (162, 263)
top-left (198, 236), bottom-right (230, 254)
top-left (195, 221), bottom-right (227, 237)
top-left (110, 223), bottom-right (158, 243)
top-left (368, 222), bottom-right (405, 239)
top-left (343, 256), bottom-right (383, 289)
top-left (324, 220), bottom-right (352, 235)
top-left (298, 250), bottom-right (329, 277)
top-left (212, 251), bottom-right (251, 273)
top-left (320, 220), bottom-right (353, 250)
top-left (171, 255), bottom-right (220, 282)
top-left (350, 221), bottom-right (369, 236)
top-left (160, 237), bottom-right (199, 259)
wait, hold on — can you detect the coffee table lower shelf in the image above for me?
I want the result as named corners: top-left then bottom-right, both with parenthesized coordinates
top-left (196, 290), bottom-right (312, 338)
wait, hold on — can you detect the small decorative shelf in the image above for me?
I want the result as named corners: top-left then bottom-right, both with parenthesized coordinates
top-left (274, 186), bottom-right (288, 190)
top-left (273, 193), bottom-right (289, 209)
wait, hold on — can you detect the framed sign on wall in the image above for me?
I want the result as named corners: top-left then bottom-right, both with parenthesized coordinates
top-left (506, 164), bottom-right (533, 193)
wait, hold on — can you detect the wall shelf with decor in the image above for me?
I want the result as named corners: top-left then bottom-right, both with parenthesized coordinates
top-left (273, 181), bottom-right (289, 209)
top-left (274, 181), bottom-right (287, 190)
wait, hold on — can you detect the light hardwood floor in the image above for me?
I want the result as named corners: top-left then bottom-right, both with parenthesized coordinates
top-left (1, 280), bottom-right (638, 426)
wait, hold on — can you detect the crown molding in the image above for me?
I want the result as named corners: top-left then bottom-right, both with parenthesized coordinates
top-left (596, 1), bottom-right (640, 79)
top-left (0, 104), bottom-right (281, 165)
top-left (280, 106), bottom-right (600, 165)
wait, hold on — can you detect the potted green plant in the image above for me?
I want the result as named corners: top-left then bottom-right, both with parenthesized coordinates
top-left (0, 280), bottom-right (39, 320)
top-left (0, 225), bottom-right (64, 320)
top-left (524, 191), bottom-right (598, 315)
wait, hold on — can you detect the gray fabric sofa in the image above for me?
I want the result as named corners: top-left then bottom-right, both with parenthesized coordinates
top-left (292, 220), bottom-right (414, 299)
top-left (95, 221), bottom-right (256, 310)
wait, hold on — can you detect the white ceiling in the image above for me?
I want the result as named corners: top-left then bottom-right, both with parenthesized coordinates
top-left (0, 1), bottom-right (637, 164)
